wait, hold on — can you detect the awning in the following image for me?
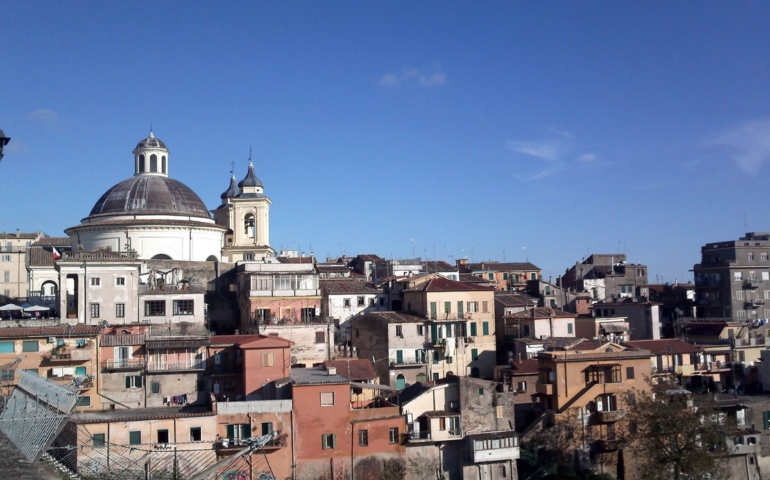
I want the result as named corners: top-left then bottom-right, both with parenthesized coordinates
top-left (146, 339), bottom-right (209, 349)
top-left (24, 305), bottom-right (50, 312)
top-left (0, 304), bottom-right (23, 311)
top-left (601, 322), bottom-right (627, 333)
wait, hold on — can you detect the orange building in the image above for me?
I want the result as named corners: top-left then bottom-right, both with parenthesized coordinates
top-left (291, 365), bottom-right (406, 480)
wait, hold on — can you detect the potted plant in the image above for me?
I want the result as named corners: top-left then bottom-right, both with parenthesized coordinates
top-left (180, 279), bottom-right (190, 290)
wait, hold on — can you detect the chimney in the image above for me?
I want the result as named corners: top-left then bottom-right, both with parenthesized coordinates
top-left (327, 366), bottom-right (337, 376)
top-left (16, 229), bottom-right (20, 237)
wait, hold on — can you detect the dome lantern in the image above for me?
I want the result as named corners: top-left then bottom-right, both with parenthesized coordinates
top-left (133, 130), bottom-right (170, 177)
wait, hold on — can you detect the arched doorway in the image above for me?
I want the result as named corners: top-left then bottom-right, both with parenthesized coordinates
top-left (471, 367), bottom-right (480, 378)
top-left (41, 280), bottom-right (58, 297)
top-left (396, 374), bottom-right (406, 390)
top-left (151, 254), bottom-right (172, 260)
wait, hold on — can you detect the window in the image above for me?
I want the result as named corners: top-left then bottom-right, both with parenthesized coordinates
top-left (76, 396), bottom-right (91, 407)
top-left (496, 406), bottom-right (504, 418)
top-left (482, 322), bottom-right (489, 336)
top-left (417, 325), bottom-right (424, 336)
top-left (433, 351), bottom-right (439, 365)
top-left (736, 291), bottom-right (744, 300)
top-left (628, 392), bottom-right (636, 407)
top-left (626, 367), bottom-right (635, 380)
top-left (126, 375), bottom-right (142, 389)
top-left (488, 273), bottom-right (494, 280)
top-left (227, 424), bottom-right (252, 440)
top-left (471, 348), bottom-right (478, 360)
top-left (162, 156), bottom-right (167, 174)
top-left (478, 387), bottom-right (484, 395)
top-left (129, 431), bottom-right (141, 445)
top-left (93, 433), bottom-right (106, 448)
top-left (389, 427), bottom-right (398, 444)
top-left (738, 310), bottom-right (746, 319)
top-left (433, 373), bottom-right (439, 381)
top-left (469, 301), bottom-right (478, 313)
top-left (244, 215), bottom-right (255, 237)
top-left (90, 277), bottom-right (100, 286)
top-left (157, 429), bottom-right (169, 444)
top-left (545, 285), bottom-right (551, 295)
top-left (763, 411), bottom-right (770, 430)
top-left (357, 296), bottom-right (365, 307)
top-left (762, 252), bottom-right (768, 261)
top-left (503, 273), bottom-right (509, 280)
top-left (173, 300), bottom-right (194, 315)
top-left (517, 381), bottom-right (527, 392)
top-left (145, 300), bottom-right (165, 316)
top-left (90, 303), bottom-right (100, 318)
top-left (139, 154), bottom-right (145, 171)
top-left (1, 255), bottom-right (10, 262)
top-left (735, 272), bottom-right (743, 281)
top-left (262, 352), bottom-right (274, 367)
top-left (313, 330), bottom-right (325, 344)
top-left (261, 422), bottom-right (273, 436)
top-left (22, 341), bottom-right (38, 352)
top-left (430, 302), bottom-right (437, 319)
top-left (322, 433), bottom-right (336, 450)
top-left (190, 427), bottom-right (202, 442)
top-left (457, 301), bottom-right (464, 318)
top-left (151, 382), bottom-right (160, 394)
top-left (320, 392), bottom-right (334, 406)
top-left (530, 272), bottom-right (537, 280)
top-left (115, 277), bottom-right (126, 286)
top-left (765, 291), bottom-right (770, 300)
top-left (482, 301), bottom-right (488, 313)
top-left (567, 323), bottom-right (573, 334)
top-left (439, 418), bottom-right (446, 430)
top-left (343, 298), bottom-right (351, 308)
top-left (0, 342), bottom-right (13, 353)
top-left (358, 429), bottom-right (368, 446)
top-left (396, 325), bottom-right (403, 337)
top-left (243, 253), bottom-right (255, 261)
top-left (749, 252), bottom-right (755, 261)
top-left (116, 303), bottom-right (125, 318)
top-left (369, 297), bottom-right (375, 306)
top-left (0, 370), bottom-right (13, 381)
top-left (396, 350), bottom-right (403, 364)
top-left (470, 323), bottom-right (477, 336)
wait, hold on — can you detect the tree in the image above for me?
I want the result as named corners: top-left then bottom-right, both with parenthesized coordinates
top-left (625, 384), bottom-right (731, 480)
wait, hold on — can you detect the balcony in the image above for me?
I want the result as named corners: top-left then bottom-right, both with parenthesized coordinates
top-left (103, 359), bottom-right (145, 371)
top-left (695, 361), bottom-right (729, 371)
top-left (404, 431), bottom-right (432, 442)
top-left (427, 338), bottom-right (446, 348)
top-left (743, 279), bottom-right (762, 289)
top-left (595, 409), bottom-right (627, 423)
top-left (471, 434), bottom-right (520, 463)
top-left (61, 250), bottom-right (139, 262)
top-left (738, 336), bottom-right (766, 347)
top-left (596, 439), bottom-right (626, 452)
top-left (217, 434), bottom-right (288, 452)
top-left (147, 360), bottom-right (207, 372)
top-left (48, 345), bottom-right (93, 362)
top-left (391, 359), bottom-right (427, 367)
top-left (535, 382), bottom-right (554, 395)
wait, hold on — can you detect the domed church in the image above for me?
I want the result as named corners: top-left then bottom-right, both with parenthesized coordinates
top-left (66, 132), bottom-right (273, 262)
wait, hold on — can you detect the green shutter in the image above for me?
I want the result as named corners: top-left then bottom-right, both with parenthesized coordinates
top-left (262, 422), bottom-right (272, 435)
top-left (568, 323), bottom-right (573, 334)
top-left (431, 324), bottom-right (438, 342)
top-left (227, 424), bottom-right (235, 439)
top-left (126, 376), bottom-right (131, 389)
top-left (129, 431), bottom-right (141, 445)
top-left (322, 434), bottom-right (328, 449)
top-left (430, 302), bottom-right (437, 318)
top-left (76, 367), bottom-right (86, 376)
top-left (764, 411), bottom-right (770, 430)
top-left (0, 342), bottom-right (13, 353)
top-left (470, 323), bottom-right (477, 336)
top-left (396, 350), bottom-right (403, 364)
top-left (446, 324), bottom-right (452, 337)
top-left (22, 341), bottom-right (39, 352)
top-left (472, 348), bottom-right (478, 360)
top-left (331, 434), bottom-right (336, 449)
top-left (482, 322), bottom-right (489, 336)
top-left (243, 424), bottom-right (251, 438)
top-left (136, 376), bottom-right (142, 388)
top-left (457, 301), bottom-right (464, 317)
top-left (444, 301), bottom-right (451, 313)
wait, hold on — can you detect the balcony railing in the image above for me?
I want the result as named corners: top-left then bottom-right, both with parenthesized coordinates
top-left (428, 338), bottom-right (446, 347)
top-left (404, 431), bottom-right (431, 442)
top-left (62, 250), bottom-right (139, 262)
top-left (147, 360), bottom-right (207, 372)
top-left (743, 279), bottom-right (762, 289)
top-left (391, 359), bottom-right (427, 367)
top-left (103, 359), bottom-right (145, 370)
top-left (595, 409), bottom-right (627, 423)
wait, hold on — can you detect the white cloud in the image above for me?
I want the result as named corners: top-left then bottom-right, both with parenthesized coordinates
top-left (28, 109), bottom-right (60, 123)
top-left (507, 139), bottom-right (566, 181)
top-left (378, 65), bottom-right (447, 88)
top-left (577, 153), bottom-right (596, 162)
top-left (711, 119), bottom-right (770, 174)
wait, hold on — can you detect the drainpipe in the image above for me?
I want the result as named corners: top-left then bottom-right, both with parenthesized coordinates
top-left (351, 422), bottom-right (355, 480)
top-left (291, 410), bottom-right (297, 480)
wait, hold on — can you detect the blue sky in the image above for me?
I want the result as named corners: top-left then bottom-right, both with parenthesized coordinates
top-left (1, 1), bottom-right (769, 282)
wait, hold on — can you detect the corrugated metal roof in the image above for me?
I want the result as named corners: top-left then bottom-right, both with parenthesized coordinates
top-left (0, 325), bottom-right (101, 338)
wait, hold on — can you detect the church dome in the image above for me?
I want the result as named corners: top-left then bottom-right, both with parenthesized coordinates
top-left (238, 162), bottom-right (264, 188)
top-left (135, 131), bottom-right (168, 150)
top-left (88, 175), bottom-right (211, 219)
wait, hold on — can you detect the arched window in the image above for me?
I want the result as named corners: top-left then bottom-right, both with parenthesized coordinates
top-left (162, 156), bottom-right (166, 174)
top-left (471, 367), bottom-right (480, 378)
top-left (244, 214), bottom-right (255, 237)
top-left (139, 155), bottom-right (145, 172)
top-left (151, 254), bottom-right (172, 260)
top-left (150, 154), bottom-right (157, 172)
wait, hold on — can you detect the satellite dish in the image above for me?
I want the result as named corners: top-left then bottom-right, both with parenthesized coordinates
top-left (101, 320), bottom-right (109, 328)
top-left (290, 356), bottom-right (298, 365)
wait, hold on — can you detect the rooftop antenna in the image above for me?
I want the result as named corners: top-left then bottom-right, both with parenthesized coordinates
top-left (744, 213), bottom-right (748, 233)
top-left (411, 239), bottom-right (416, 258)
top-left (503, 250), bottom-right (506, 262)
top-left (523, 247), bottom-right (528, 262)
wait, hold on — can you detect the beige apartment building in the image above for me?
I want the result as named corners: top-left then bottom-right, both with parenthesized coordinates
top-left (402, 275), bottom-right (497, 379)
top-left (0, 230), bottom-right (43, 302)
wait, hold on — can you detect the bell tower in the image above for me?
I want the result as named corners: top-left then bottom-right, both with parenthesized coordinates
top-left (133, 130), bottom-right (170, 177)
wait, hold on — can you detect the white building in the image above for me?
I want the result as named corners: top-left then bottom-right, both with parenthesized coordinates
top-left (320, 279), bottom-right (385, 343)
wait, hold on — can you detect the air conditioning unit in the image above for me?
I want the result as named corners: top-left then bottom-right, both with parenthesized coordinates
top-left (47, 337), bottom-right (56, 344)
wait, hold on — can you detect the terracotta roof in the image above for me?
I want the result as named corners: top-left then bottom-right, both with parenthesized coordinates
top-left (0, 232), bottom-right (39, 239)
top-left (321, 280), bottom-right (381, 294)
top-left (0, 325), bottom-right (101, 338)
top-left (32, 237), bottom-right (70, 246)
top-left (509, 359), bottom-right (539, 375)
top-left (495, 294), bottom-right (538, 307)
top-left (422, 261), bottom-right (457, 272)
top-left (459, 273), bottom-right (494, 284)
top-left (466, 262), bottom-right (540, 271)
top-left (359, 311), bottom-right (425, 323)
top-left (27, 247), bottom-right (57, 267)
top-left (423, 410), bottom-right (461, 417)
top-left (69, 219), bottom-right (227, 231)
top-left (323, 358), bottom-right (377, 381)
top-left (101, 334), bottom-right (146, 346)
top-left (316, 264), bottom-right (351, 273)
top-left (405, 276), bottom-right (493, 292)
top-left (624, 339), bottom-right (699, 355)
top-left (357, 254), bottom-right (382, 262)
top-left (210, 334), bottom-right (293, 348)
top-left (504, 307), bottom-right (577, 320)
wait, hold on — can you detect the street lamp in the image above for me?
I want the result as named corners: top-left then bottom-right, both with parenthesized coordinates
top-left (0, 130), bottom-right (9, 163)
